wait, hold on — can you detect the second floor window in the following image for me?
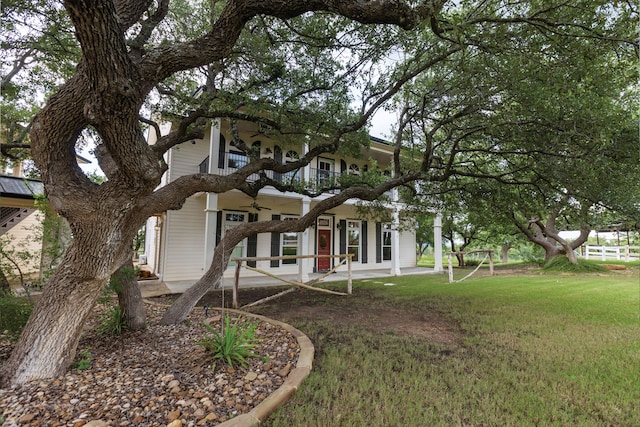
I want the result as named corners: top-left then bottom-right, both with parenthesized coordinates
top-left (283, 151), bottom-right (300, 183)
top-left (317, 158), bottom-right (334, 186)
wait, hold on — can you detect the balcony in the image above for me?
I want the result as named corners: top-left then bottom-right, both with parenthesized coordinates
top-left (309, 168), bottom-right (341, 194)
top-left (197, 154), bottom-right (394, 200)
top-left (199, 153), bottom-right (301, 185)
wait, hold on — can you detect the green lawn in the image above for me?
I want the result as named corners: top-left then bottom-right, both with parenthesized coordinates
top-left (259, 266), bottom-right (640, 426)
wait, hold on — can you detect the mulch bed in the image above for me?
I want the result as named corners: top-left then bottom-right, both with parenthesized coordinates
top-left (1, 301), bottom-right (300, 426)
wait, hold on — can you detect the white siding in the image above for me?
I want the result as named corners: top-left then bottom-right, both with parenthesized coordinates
top-left (2, 211), bottom-right (43, 278)
top-left (168, 139), bottom-right (210, 182)
top-left (398, 228), bottom-right (417, 268)
top-left (153, 125), bottom-right (419, 280)
top-left (161, 196), bottom-right (207, 282)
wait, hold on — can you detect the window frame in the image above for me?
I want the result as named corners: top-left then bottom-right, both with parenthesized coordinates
top-left (347, 219), bottom-right (361, 263)
top-left (382, 223), bottom-right (392, 261)
top-left (281, 215), bottom-right (299, 265)
top-left (223, 211), bottom-right (248, 266)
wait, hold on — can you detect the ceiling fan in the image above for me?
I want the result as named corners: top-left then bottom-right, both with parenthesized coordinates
top-left (240, 201), bottom-right (272, 212)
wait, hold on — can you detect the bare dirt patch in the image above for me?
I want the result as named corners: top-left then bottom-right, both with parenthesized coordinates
top-left (188, 286), bottom-right (463, 346)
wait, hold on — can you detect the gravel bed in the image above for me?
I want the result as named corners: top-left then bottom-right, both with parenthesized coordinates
top-left (1, 303), bottom-right (300, 426)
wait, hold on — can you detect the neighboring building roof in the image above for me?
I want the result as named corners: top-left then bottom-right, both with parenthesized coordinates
top-left (0, 174), bottom-right (44, 200)
top-left (76, 153), bottom-right (91, 164)
top-left (369, 135), bottom-right (391, 145)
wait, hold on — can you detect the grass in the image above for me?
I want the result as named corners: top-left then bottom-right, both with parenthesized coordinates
top-left (261, 265), bottom-right (640, 426)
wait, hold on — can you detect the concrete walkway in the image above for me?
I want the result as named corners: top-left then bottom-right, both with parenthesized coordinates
top-left (137, 267), bottom-right (440, 298)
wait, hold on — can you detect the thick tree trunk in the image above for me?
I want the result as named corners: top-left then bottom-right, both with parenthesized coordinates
top-left (114, 257), bottom-right (146, 331)
top-left (160, 237), bottom-right (236, 325)
top-left (501, 244), bottom-right (511, 264)
top-left (0, 225), bottom-right (132, 387)
top-left (1, 255), bottom-right (106, 386)
top-left (543, 245), bottom-right (563, 262)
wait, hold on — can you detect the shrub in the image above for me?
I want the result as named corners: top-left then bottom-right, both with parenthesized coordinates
top-left (98, 305), bottom-right (127, 335)
top-left (463, 258), bottom-right (481, 267)
top-left (73, 348), bottom-right (93, 370)
top-left (0, 292), bottom-right (32, 339)
top-left (543, 256), bottom-right (608, 273)
top-left (198, 315), bottom-right (260, 369)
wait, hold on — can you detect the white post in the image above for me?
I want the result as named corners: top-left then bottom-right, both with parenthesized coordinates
top-left (203, 121), bottom-right (221, 270)
top-left (210, 119), bottom-right (221, 173)
top-left (299, 198), bottom-right (311, 283)
top-left (447, 253), bottom-right (453, 283)
top-left (434, 213), bottom-right (443, 273)
top-left (390, 208), bottom-right (401, 276)
top-left (302, 140), bottom-right (311, 182)
top-left (347, 254), bottom-right (352, 294)
top-left (203, 193), bottom-right (219, 269)
top-left (489, 251), bottom-right (494, 275)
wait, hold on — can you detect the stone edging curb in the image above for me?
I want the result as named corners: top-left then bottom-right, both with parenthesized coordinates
top-left (207, 308), bottom-right (314, 427)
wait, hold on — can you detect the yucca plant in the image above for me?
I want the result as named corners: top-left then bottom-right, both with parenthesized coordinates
top-left (98, 305), bottom-right (127, 335)
top-left (198, 315), bottom-right (260, 368)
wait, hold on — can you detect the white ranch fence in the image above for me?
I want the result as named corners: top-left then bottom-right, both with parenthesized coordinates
top-left (581, 245), bottom-right (640, 262)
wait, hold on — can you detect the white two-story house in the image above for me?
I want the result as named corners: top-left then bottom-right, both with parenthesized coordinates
top-left (143, 119), bottom-right (443, 285)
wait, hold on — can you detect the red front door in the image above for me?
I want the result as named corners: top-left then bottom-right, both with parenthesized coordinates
top-left (317, 229), bottom-right (331, 271)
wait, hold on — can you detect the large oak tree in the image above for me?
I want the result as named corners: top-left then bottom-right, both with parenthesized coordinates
top-left (0, 0), bottom-right (450, 388)
top-left (1, 0), bottom-right (634, 388)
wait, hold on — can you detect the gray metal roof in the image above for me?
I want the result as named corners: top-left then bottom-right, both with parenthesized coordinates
top-left (0, 174), bottom-right (44, 200)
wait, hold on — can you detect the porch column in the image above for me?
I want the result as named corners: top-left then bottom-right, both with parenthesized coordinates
top-left (302, 139), bottom-right (311, 182)
top-left (204, 120), bottom-right (222, 269)
top-left (204, 193), bottom-right (219, 269)
top-left (209, 119), bottom-right (221, 174)
top-left (433, 213), bottom-right (443, 272)
top-left (390, 208), bottom-right (401, 276)
top-left (299, 197), bottom-right (311, 282)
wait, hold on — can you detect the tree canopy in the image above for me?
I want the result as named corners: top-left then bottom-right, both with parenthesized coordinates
top-left (0, 0), bottom-right (636, 387)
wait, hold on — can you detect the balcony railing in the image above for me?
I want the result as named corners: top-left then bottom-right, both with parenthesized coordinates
top-left (196, 154), bottom-right (395, 199)
top-left (308, 168), bottom-right (341, 194)
top-left (199, 152), bottom-right (301, 185)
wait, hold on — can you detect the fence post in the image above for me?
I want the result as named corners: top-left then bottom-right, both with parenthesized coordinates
top-left (233, 261), bottom-right (241, 309)
top-left (489, 251), bottom-right (494, 275)
top-left (347, 254), bottom-right (352, 294)
top-left (447, 253), bottom-right (453, 283)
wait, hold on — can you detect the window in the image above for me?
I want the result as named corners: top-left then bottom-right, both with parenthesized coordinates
top-left (281, 216), bottom-right (299, 264)
top-left (283, 151), bottom-right (300, 183)
top-left (317, 158), bottom-right (334, 187)
top-left (347, 220), bottom-right (360, 262)
top-left (349, 164), bottom-right (360, 175)
top-left (382, 223), bottom-right (392, 261)
top-left (224, 212), bottom-right (247, 266)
